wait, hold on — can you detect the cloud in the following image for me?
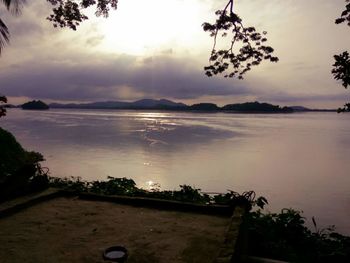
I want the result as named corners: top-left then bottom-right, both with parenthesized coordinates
top-left (0, 52), bottom-right (252, 101)
top-left (258, 92), bottom-right (349, 103)
top-left (85, 34), bottom-right (105, 47)
top-left (0, 0), bottom-right (349, 108)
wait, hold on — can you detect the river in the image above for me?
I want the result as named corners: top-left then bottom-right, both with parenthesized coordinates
top-left (1, 109), bottom-right (350, 234)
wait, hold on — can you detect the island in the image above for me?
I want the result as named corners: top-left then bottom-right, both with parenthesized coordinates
top-left (21, 100), bottom-right (49, 110)
top-left (189, 103), bottom-right (220, 111)
top-left (222, 101), bottom-right (294, 113)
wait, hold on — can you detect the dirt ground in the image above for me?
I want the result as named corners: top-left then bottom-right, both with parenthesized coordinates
top-left (0, 197), bottom-right (230, 263)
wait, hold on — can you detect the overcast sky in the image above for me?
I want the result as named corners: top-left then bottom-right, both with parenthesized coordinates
top-left (0, 0), bottom-right (349, 107)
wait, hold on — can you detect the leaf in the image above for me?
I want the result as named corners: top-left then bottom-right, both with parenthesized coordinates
top-left (312, 216), bottom-right (317, 229)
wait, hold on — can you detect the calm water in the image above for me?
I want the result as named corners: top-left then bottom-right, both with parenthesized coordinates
top-left (1, 109), bottom-right (350, 234)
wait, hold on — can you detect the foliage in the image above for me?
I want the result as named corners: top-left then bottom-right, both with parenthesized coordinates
top-left (202, 0), bottom-right (278, 79)
top-left (334, 1), bottom-right (350, 111)
top-left (90, 176), bottom-right (138, 195)
top-left (337, 103), bottom-right (350, 113)
top-left (336, 0), bottom-right (350, 26)
top-left (0, 95), bottom-right (7, 118)
top-left (0, 0), bottom-right (24, 53)
top-left (332, 51), bottom-right (350, 89)
top-left (1, 0), bottom-right (118, 52)
top-left (244, 209), bottom-right (350, 262)
top-left (46, 0), bottom-right (118, 30)
top-left (0, 16), bottom-right (9, 53)
top-left (176, 184), bottom-right (210, 203)
top-left (214, 190), bottom-right (267, 211)
top-left (49, 176), bottom-right (88, 192)
top-left (48, 176), bottom-right (267, 206)
top-left (0, 127), bottom-right (49, 201)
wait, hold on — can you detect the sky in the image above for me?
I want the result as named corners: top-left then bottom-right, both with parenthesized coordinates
top-left (0, 0), bottom-right (349, 108)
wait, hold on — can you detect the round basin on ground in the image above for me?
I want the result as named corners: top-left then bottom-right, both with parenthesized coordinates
top-left (103, 246), bottom-right (128, 262)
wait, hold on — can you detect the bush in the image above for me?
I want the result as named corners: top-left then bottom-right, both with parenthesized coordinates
top-left (0, 127), bottom-right (48, 201)
top-left (244, 209), bottom-right (350, 262)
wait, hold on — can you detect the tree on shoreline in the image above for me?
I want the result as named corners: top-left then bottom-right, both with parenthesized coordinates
top-left (333, 0), bottom-right (350, 112)
top-left (0, 95), bottom-right (7, 118)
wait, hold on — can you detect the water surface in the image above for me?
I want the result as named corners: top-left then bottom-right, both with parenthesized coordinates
top-left (2, 109), bottom-right (350, 234)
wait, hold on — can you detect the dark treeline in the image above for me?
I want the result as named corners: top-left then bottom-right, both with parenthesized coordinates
top-left (48, 99), bottom-right (295, 113)
top-left (7, 99), bottom-right (339, 113)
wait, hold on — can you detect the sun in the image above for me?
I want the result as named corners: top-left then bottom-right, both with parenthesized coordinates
top-left (97, 0), bottom-right (206, 55)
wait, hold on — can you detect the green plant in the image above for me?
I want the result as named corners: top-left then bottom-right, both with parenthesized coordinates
top-left (90, 176), bottom-right (138, 195)
top-left (244, 209), bottom-right (350, 262)
top-left (334, 1), bottom-right (350, 111)
top-left (213, 190), bottom-right (268, 210)
top-left (0, 127), bottom-right (49, 201)
top-left (48, 176), bottom-right (266, 208)
top-left (0, 95), bottom-right (7, 118)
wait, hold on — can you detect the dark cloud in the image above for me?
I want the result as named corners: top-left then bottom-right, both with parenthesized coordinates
top-left (257, 92), bottom-right (349, 104)
top-left (1, 2), bottom-right (253, 102)
top-left (0, 53), bottom-right (251, 101)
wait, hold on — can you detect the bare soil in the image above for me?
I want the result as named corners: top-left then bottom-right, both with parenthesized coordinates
top-left (0, 197), bottom-right (230, 263)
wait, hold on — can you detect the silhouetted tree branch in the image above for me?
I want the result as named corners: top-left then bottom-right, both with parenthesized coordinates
top-left (202, 0), bottom-right (278, 79)
top-left (0, 0), bottom-right (25, 53)
top-left (334, 0), bottom-right (350, 112)
top-left (332, 51), bottom-right (350, 89)
top-left (46, 0), bottom-right (118, 30)
top-left (0, 1), bottom-right (119, 52)
top-left (335, 0), bottom-right (350, 26)
top-left (0, 17), bottom-right (10, 52)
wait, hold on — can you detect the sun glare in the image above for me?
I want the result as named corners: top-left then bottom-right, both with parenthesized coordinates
top-left (98, 0), bottom-right (205, 55)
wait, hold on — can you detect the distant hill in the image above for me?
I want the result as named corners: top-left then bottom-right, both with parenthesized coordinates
top-left (3, 104), bottom-right (17, 108)
top-left (132, 99), bottom-right (187, 108)
top-left (22, 100), bottom-right (49, 110)
top-left (290, 106), bottom-right (311, 111)
top-left (50, 99), bottom-right (187, 110)
top-left (189, 103), bottom-right (220, 111)
top-left (50, 101), bottom-right (130, 109)
top-left (290, 106), bottom-right (336, 112)
top-left (48, 99), bottom-right (304, 113)
top-left (222, 101), bottom-right (294, 113)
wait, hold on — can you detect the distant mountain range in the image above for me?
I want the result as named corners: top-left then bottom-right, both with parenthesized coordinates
top-left (50, 99), bottom-right (295, 113)
top-left (50, 99), bottom-right (187, 110)
top-left (289, 106), bottom-right (336, 112)
top-left (5, 99), bottom-right (337, 113)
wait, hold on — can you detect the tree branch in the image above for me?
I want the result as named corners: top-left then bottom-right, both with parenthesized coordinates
top-left (202, 0), bottom-right (278, 79)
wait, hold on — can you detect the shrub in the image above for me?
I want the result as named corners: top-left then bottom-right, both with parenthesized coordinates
top-left (0, 128), bottom-right (48, 201)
